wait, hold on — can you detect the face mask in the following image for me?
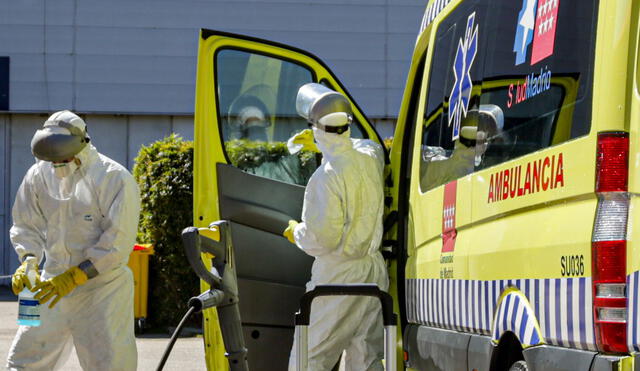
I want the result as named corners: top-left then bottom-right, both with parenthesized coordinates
top-left (312, 127), bottom-right (351, 157)
top-left (52, 160), bottom-right (78, 179)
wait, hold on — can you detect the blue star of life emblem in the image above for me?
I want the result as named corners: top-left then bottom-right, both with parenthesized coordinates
top-left (448, 12), bottom-right (478, 141)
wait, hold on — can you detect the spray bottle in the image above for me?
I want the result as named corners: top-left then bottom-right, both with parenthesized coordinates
top-left (17, 256), bottom-right (41, 326)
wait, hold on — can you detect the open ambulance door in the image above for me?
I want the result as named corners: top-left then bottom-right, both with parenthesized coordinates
top-left (193, 29), bottom-right (385, 370)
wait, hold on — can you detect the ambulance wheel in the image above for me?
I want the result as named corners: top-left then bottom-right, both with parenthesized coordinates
top-left (508, 360), bottom-right (528, 371)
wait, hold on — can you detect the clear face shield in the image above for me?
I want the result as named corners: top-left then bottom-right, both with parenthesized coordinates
top-left (47, 158), bottom-right (80, 200)
top-left (31, 115), bottom-right (90, 163)
top-left (31, 110), bottom-right (89, 197)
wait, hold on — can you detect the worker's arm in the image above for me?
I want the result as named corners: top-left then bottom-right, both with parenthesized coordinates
top-left (10, 166), bottom-right (46, 264)
top-left (83, 169), bottom-right (141, 276)
top-left (293, 168), bottom-right (345, 257)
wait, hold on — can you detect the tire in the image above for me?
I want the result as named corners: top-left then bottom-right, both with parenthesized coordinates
top-left (508, 360), bottom-right (528, 371)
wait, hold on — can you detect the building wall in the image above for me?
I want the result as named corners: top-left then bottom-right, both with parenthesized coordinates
top-left (0, 0), bottom-right (425, 280)
top-left (1, 0), bottom-right (425, 118)
top-left (1, 116), bottom-right (7, 283)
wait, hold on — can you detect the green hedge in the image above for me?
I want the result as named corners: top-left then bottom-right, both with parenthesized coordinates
top-left (133, 134), bottom-right (317, 328)
top-left (133, 134), bottom-right (197, 328)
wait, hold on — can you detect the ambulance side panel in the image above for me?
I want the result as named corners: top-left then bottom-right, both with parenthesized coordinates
top-left (397, 0), bottom-right (640, 369)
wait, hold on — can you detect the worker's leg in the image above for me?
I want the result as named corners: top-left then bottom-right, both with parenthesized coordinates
top-left (289, 295), bottom-right (361, 371)
top-left (6, 300), bottom-right (73, 371)
top-left (70, 267), bottom-right (137, 371)
top-left (343, 297), bottom-right (384, 371)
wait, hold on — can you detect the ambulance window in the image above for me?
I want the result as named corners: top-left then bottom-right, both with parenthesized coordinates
top-left (419, 0), bottom-right (487, 192)
top-left (474, 0), bottom-right (597, 171)
top-left (215, 49), bottom-right (318, 186)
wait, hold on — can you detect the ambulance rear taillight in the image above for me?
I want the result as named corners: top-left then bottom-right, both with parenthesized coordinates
top-left (596, 133), bottom-right (629, 192)
top-left (592, 132), bottom-right (629, 354)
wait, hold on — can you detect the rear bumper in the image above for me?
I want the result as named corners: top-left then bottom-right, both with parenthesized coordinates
top-left (523, 344), bottom-right (638, 371)
top-left (589, 352), bottom-right (638, 371)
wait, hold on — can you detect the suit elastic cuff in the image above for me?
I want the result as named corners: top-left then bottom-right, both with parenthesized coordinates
top-left (20, 253), bottom-right (36, 263)
top-left (78, 260), bottom-right (99, 279)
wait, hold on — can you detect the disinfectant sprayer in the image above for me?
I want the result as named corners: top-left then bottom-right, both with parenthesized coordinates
top-left (155, 220), bottom-right (398, 371)
top-left (17, 256), bottom-right (40, 327)
top-left (156, 220), bottom-right (248, 371)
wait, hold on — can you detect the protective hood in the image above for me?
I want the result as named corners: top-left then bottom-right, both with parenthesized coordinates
top-left (31, 110), bottom-right (90, 162)
top-left (38, 144), bottom-right (97, 201)
top-left (237, 106), bottom-right (267, 127)
top-left (312, 127), bottom-right (352, 159)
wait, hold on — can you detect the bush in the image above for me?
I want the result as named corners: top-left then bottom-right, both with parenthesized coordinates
top-left (226, 139), bottom-right (318, 185)
top-left (225, 139), bottom-right (314, 169)
top-left (133, 134), bottom-right (197, 328)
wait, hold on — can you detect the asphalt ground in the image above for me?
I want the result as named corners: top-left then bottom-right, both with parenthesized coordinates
top-left (0, 286), bottom-right (206, 370)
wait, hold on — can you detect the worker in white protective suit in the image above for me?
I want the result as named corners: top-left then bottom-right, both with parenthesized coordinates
top-left (419, 104), bottom-right (500, 190)
top-left (283, 83), bottom-right (389, 370)
top-left (6, 110), bottom-right (140, 371)
top-left (420, 125), bottom-right (484, 190)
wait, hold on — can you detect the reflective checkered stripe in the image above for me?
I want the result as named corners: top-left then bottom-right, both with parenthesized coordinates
top-left (419, 0), bottom-right (454, 35)
top-left (405, 278), bottom-right (597, 350)
top-left (628, 271), bottom-right (640, 352)
top-left (492, 290), bottom-right (542, 347)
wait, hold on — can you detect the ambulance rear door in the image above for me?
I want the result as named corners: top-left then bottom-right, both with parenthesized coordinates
top-left (193, 29), bottom-right (385, 371)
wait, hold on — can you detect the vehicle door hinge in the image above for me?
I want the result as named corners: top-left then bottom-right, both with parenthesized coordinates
top-left (383, 210), bottom-right (399, 233)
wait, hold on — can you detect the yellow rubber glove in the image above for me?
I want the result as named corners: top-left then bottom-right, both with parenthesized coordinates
top-left (283, 220), bottom-right (299, 244)
top-left (11, 259), bottom-right (41, 295)
top-left (34, 266), bottom-right (88, 308)
top-left (291, 129), bottom-right (320, 153)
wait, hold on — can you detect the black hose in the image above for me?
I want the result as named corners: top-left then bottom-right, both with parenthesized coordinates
top-left (155, 306), bottom-right (197, 371)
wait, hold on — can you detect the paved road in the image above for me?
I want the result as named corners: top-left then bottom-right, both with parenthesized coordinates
top-left (0, 288), bottom-right (206, 370)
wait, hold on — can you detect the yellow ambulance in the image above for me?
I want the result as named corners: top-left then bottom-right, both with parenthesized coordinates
top-left (191, 0), bottom-right (640, 369)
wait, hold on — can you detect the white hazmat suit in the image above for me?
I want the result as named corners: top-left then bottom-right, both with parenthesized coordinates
top-left (288, 124), bottom-right (389, 370)
top-left (6, 113), bottom-right (140, 371)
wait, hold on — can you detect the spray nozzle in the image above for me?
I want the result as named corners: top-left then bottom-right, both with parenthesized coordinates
top-left (24, 256), bottom-right (38, 288)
